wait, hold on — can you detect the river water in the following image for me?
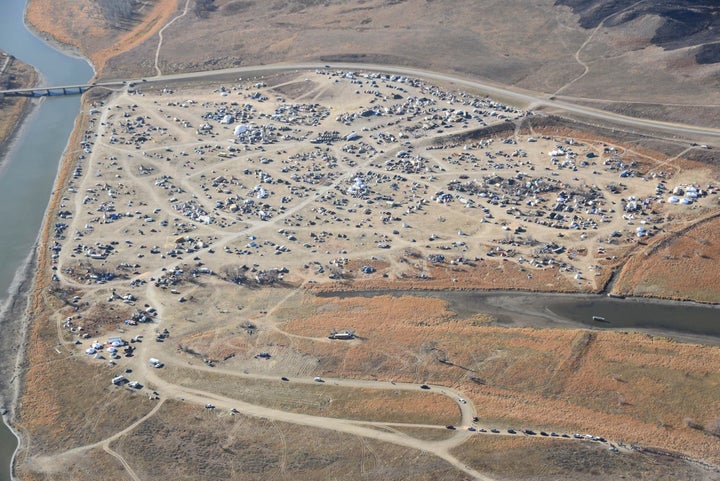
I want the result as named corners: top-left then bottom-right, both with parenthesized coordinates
top-left (0, 0), bottom-right (93, 479)
top-left (320, 290), bottom-right (720, 341)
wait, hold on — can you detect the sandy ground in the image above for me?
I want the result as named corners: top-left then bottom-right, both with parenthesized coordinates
top-left (43, 71), bottom-right (719, 297)
top-left (9, 70), bottom-right (720, 481)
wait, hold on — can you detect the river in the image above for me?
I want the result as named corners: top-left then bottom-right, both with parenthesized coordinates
top-left (0, 0), bottom-right (93, 479)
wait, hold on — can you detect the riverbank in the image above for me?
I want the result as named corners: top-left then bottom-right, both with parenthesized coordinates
top-left (0, 51), bottom-right (37, 164)
top-left (24, 0), bottom-right (178, 76)
top-left (8, 95), bottom-right (92, 480)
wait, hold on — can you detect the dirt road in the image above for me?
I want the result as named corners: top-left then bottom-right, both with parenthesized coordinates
top-left (123, 62), bottom-right (720, 141)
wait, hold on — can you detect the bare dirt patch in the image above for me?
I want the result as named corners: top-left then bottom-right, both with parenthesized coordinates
top-left (13, 69), bottom-right (720, 481)
top-left (281, 293), bottom-right (720, 463)
top-left (18, 446), bottom-right (134, 481)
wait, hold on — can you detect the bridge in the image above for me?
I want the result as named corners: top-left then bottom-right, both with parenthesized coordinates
top-left (0, 81), bottom-right (125, 98)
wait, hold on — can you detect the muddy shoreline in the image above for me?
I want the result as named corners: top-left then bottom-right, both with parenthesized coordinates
top-left (0, 54), bottom-right (40, 169)
top-left (22, 1), bottom-right (95, 76)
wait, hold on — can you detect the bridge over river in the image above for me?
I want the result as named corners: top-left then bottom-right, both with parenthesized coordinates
top-left (0, 80), bottom-right (125, 97)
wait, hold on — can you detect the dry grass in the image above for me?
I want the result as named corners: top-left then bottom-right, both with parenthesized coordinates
top-left (20, 0), bottom-right (720, 130)
top-left (111, 400), bottom-right (466, 481)
top-left (161, 365), bottom-right (460, 425)
top-left (614, 215), bottom-right (720, 302)
top-left (0, 55), bottom-right (36, 157)
top-left (18, 446), bottom-right (135, 481)
top-left (14, 98), bottom-right (157, 458)
top-left (9, 32), bottom-right (720, 481)
top-left (318, 256), bottom-right (581, 293)
top-left (279, 294), bottom-right (720, 464)
top-left (25, 0), bottom-right (178, 74)
top-left (16, 291), bottom-right (156, 454)
top-left (452, 436), bottom-right (718, 480)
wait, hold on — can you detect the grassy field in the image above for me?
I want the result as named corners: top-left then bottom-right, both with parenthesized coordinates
top-left (451, 436), bottom-right (718, 480)
top-left (614, 215), bottom-right (720, 302)
top-left (279, 294), bottom-right (720, 463)
top-left (161, 365), bottom-right (460, 426)
top-left (111, 400), bottom-right (466, 481)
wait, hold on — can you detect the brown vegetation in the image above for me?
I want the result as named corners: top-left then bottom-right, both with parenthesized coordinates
top-left (0, 53), bottom-right (36, 159)
top-left (161, 366), bottom-right (460, 425)
top-left (280, 294), bottom-right (720, 463)
top-left (13, 97), bottom-right (154, 461)
top-left (614, 215), bottom-right (720, 302)
top-left (112, 400), bottom-right (465, 481)
top-left (25, 0), bottom-right (178, 74)
top-left (19, 0), bottom-right (720, 130)
top-left (9, 23), bottom-right (720, 479)
top-left (452, 436), bottom-right (717, 480)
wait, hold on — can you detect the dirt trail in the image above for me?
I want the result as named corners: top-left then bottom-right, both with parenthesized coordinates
top-left (28, 399), bottom-right (165, 474)
top-left (553, 0), bottom-right (645, 96)
top-left (141, 367), bottom-right (491, 480)
top-left (154, 0), bottom-right (191, 76)
top-left (103, 443), bottom-right (142, 481)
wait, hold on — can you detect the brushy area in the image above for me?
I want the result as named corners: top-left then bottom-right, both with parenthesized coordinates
top-left (0, 55), bottom-right (36, 157)
top-left (25, 0), bottom-right (177, 74)
top-left (280, 294), bottom-right (720, 464)
top-left (614, 215), bottom-right (720, 303)
top-left (111, 400), bottom-right (464, 481)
